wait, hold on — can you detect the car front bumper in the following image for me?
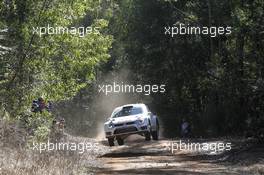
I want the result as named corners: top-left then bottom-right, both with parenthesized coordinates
top-left (105, 124), bottom-right (149, 138)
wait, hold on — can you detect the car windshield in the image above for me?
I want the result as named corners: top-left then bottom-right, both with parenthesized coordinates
top-left (112, 106), bottom-right (143, 118)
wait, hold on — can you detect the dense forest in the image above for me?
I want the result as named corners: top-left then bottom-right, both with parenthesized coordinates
top-left (0, 0), bottom-right (264, 139)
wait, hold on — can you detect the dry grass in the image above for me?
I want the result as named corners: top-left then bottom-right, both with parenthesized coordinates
top-left (0, 146), bottom-right (104, 175)
top-left (0, 119), bottom-right (103, 175)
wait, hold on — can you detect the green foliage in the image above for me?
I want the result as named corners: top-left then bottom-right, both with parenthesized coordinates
top-left (32, 123), bottom-right (51, 142)
top-left (107, 0), bottom-right (264, 137)
top-left (22, 112), bottom-right (52, 142)
top-left (0, 0), bottom-right (113, 116)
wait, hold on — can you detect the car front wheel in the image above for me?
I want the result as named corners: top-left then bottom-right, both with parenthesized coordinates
top-left (145, 132), bottom-right (151, 141)
top-left (151, 119), bottom-right (159, 140)
top-left (108, 138), bottom-right (114, 146)
top-left (117, 138), bottom-right (124, 145)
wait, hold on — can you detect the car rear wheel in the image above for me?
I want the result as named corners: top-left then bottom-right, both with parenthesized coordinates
top-left (108, 138), bottom-right (114, 146)
top-left (145, 132), bottom-right (151, 141)
top-left (117, 138), bottom-right (124, 145)
top-left (151, 130), bottom-right (159, 140)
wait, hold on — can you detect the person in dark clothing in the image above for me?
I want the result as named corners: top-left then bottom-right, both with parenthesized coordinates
top-left (46, 101), bottom-right (52, 112)
top-left (31, 97), bottom-right (49, 113)
top-left (31, 100), bottom-right (39, 112)
top-left (181, 118), bottom-right (190, 138)
top-left (37, 97), bottom-right (46, 112)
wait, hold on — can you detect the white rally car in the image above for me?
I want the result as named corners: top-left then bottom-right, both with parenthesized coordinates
top-left (104, 103), bottom-right (159, 146)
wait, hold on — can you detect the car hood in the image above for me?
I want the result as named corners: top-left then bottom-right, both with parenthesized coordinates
top-left (105, 114), bottom-right (144, 125)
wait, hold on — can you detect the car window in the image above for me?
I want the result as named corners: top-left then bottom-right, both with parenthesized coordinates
top-left (111, 107), bottom-right (121, 117)
top-left (112, 106), bottom-right (143, 118)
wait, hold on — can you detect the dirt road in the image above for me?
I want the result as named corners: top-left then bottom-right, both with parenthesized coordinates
top-left (0, 130), bottom-right (263, 175)
top-left (96, 136), bottom-right (264, 175)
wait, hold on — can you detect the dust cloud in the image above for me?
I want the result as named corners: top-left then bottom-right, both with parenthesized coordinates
top-left (60, 68), bottom-right (162, 139)
top-left (92, 68), bottom-right (144, 140)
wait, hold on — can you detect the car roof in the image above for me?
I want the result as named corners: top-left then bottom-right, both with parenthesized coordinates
top-left (120, 103), bottom-right (146, 108)
top-left (110, 103), bottom-right (147, 117)
top-left (112, 103), bottom-right (146, 111)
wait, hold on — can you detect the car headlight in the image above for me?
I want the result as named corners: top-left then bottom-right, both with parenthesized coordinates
top-left (108, 122), bottom-right (114, 128)
top-left (136, 119), bottom-right (145, 125)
